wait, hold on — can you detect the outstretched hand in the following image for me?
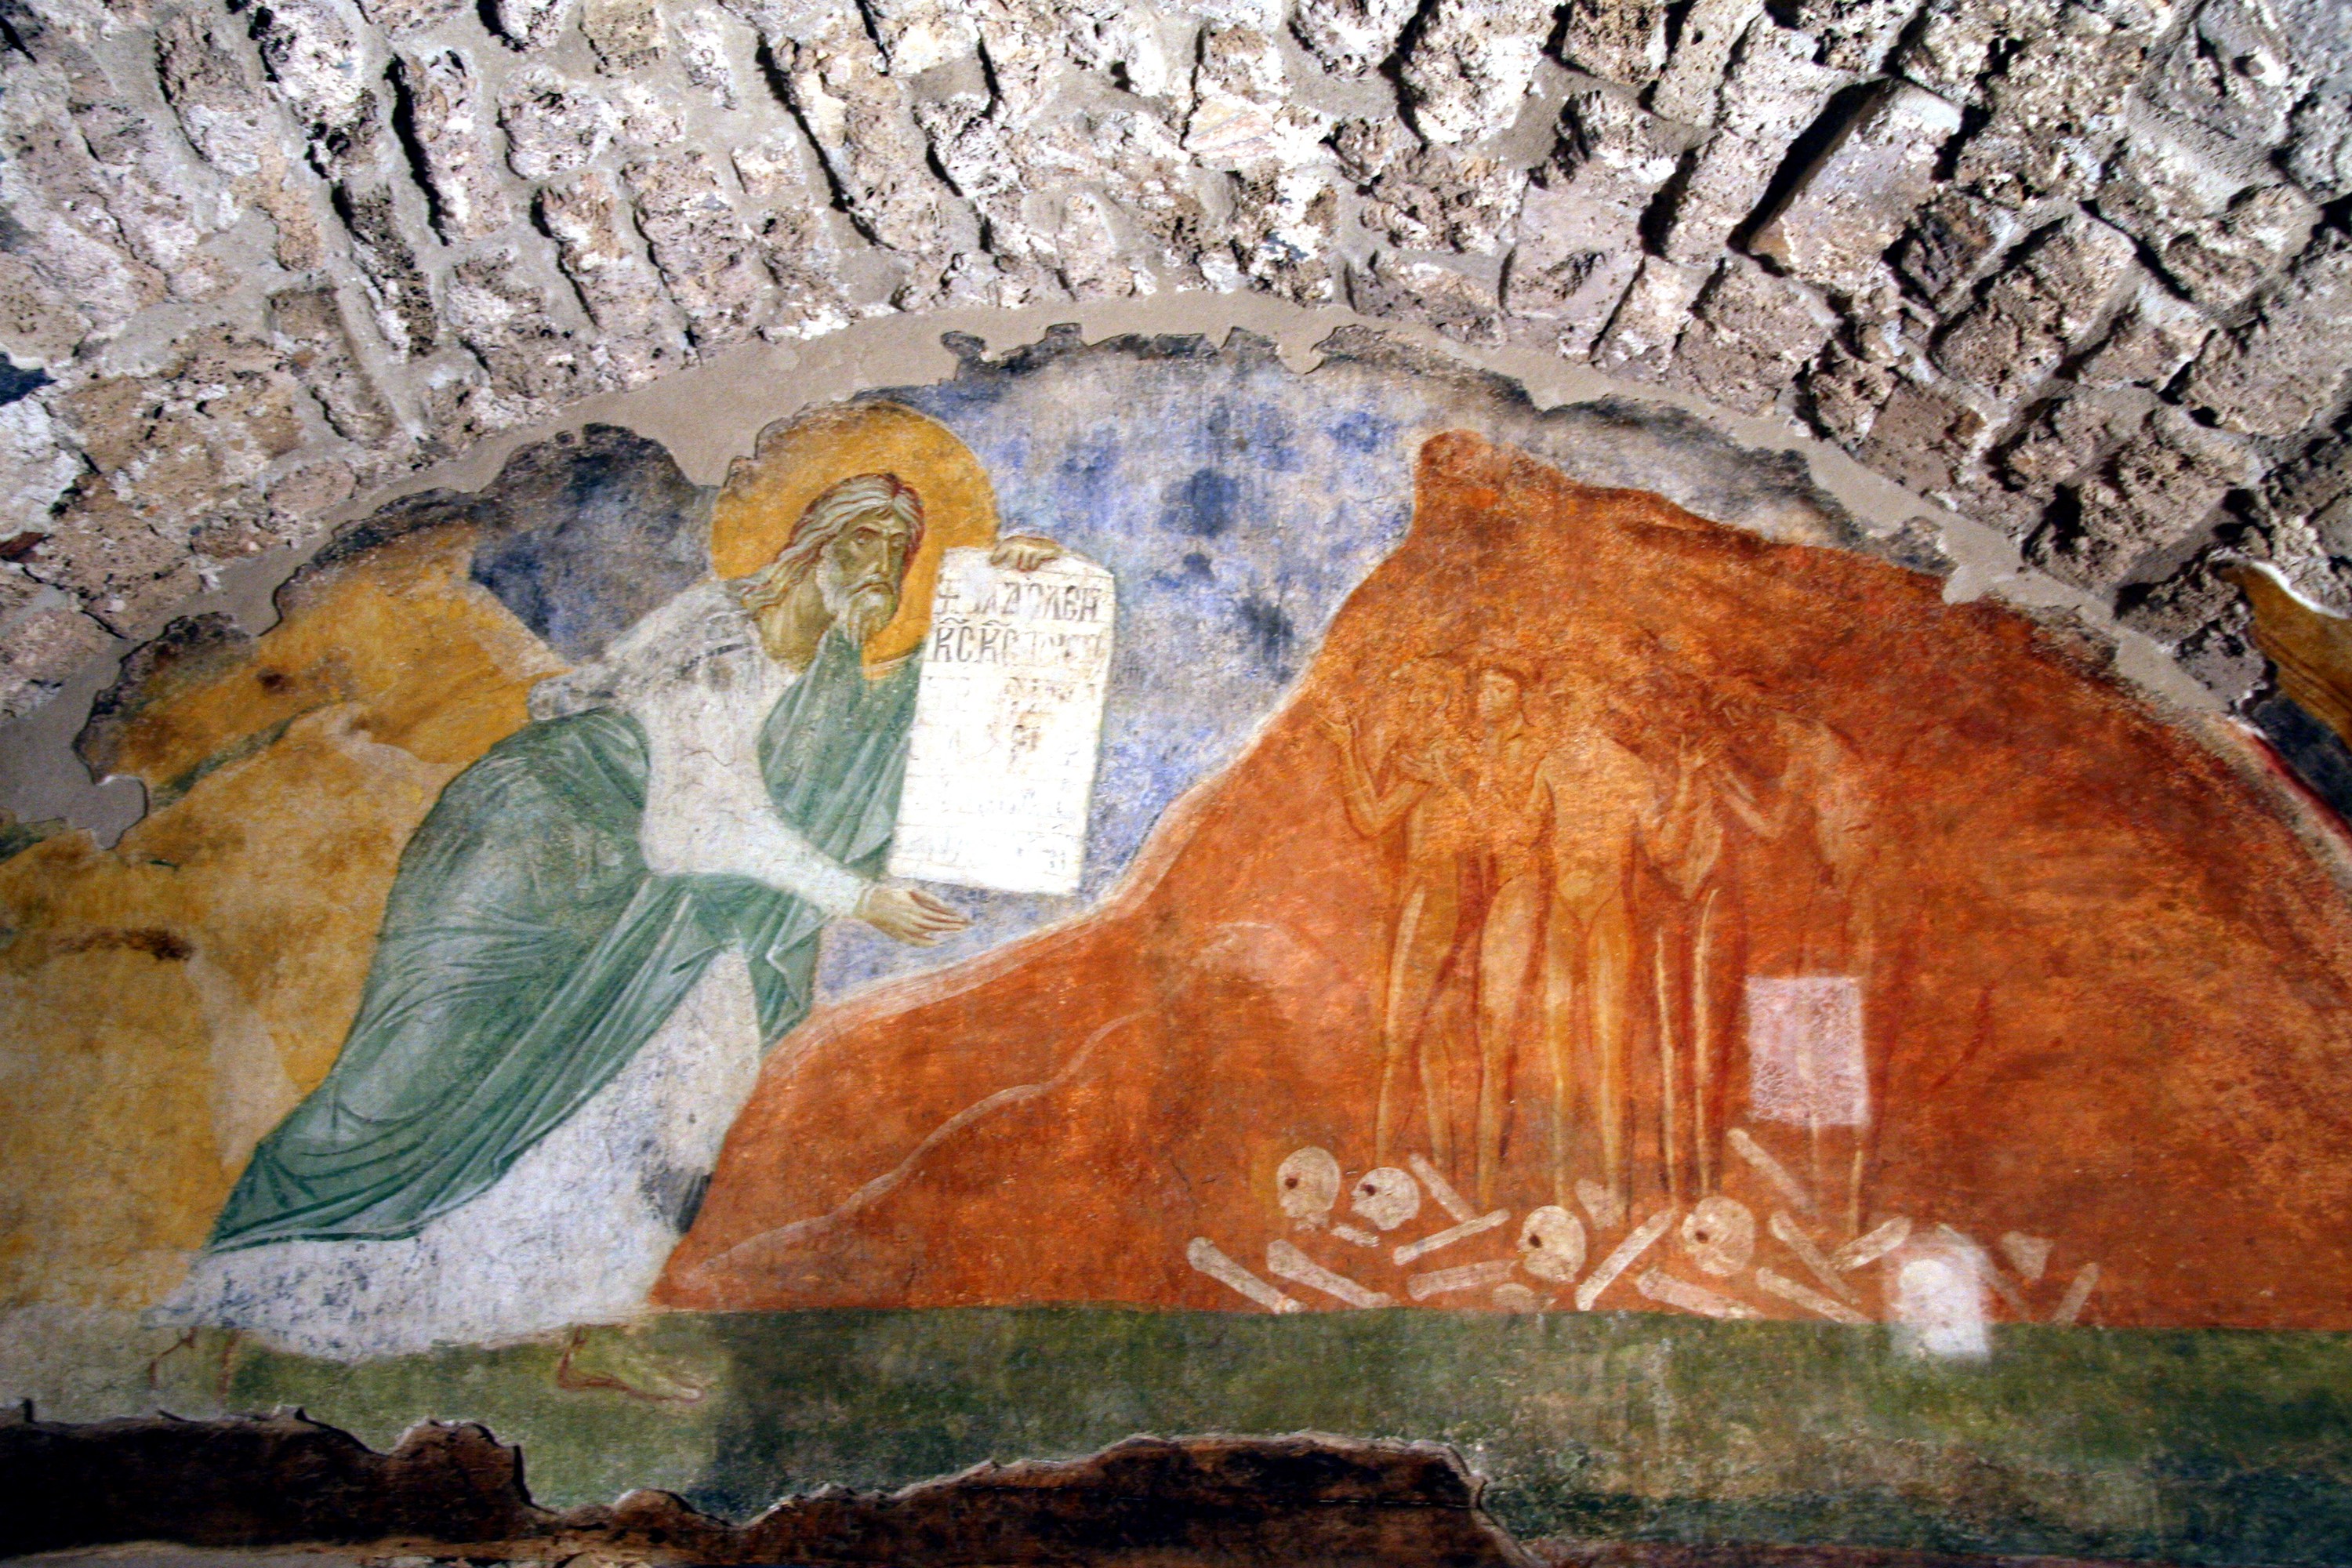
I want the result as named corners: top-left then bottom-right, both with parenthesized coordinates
top-left (990, 535), bottom-right (1062, 572)
top-left (858, 884), bottom-right (971, 946)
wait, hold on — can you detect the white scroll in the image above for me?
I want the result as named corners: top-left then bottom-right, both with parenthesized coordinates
top-left (887, 547), bottom-right (1116, 895)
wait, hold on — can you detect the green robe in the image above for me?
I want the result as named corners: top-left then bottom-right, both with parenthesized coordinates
top-left (209, 628), bottom-right (919, 1252)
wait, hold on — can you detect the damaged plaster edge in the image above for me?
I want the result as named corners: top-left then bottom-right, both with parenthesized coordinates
top-left (0, 1407), bottom-right (1536, 1568)
top-left (0, 292), bottom-right (2227, 843)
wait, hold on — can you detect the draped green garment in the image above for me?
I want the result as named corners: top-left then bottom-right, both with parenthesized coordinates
top-left (209, 628), bottom-right (919, 1252)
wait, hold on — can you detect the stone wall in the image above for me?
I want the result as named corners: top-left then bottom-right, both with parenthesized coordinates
top-left (2, 0), bottom-right (2349, 719)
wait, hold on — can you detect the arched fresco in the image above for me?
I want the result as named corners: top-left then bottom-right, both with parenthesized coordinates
top-left (5, 328), bottom-right (2352, 1564)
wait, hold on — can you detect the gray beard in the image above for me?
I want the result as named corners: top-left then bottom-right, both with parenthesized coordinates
top-left (818, 556), bottom-right (898, 647)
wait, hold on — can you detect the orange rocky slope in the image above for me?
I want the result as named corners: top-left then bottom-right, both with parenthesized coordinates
top-left (659, 432), bottom-right (2352, 1333)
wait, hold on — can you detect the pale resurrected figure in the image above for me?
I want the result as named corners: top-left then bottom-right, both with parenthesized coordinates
top-left (166, 474), bottom-right (1059, 1369)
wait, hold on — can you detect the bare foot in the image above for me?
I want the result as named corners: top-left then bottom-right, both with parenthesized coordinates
top-left (553, 1326), bottom-right (707, 1404)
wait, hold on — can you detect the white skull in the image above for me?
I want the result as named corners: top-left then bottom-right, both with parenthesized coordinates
top-left (1517, 1204), bottom-right (1587, 1283)
top-left (1276, 1146), bottom-right (1341, 1224)
top-left (1350, 1167), bottom-right (1421, 1232)
top-left (1680, 1196), bottom-right (1757, 1278)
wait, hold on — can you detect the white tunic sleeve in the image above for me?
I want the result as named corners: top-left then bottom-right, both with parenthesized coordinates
top-left (614, 585), bottom-right (871, 919)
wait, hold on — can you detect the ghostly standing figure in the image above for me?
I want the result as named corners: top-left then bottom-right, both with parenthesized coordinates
top-left (1467, 666), bottom-right (1545, 1207)
top-left (1645, 715), bottom-right (1770, 1207)
top-left (1319, 662), bottom-right (1472, 1171)
top-left (1529, 671), bottom-right (1659, 1211)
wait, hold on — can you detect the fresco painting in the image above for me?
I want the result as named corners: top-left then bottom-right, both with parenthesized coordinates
top-left (6, 330), bottom-right (2352, 1561)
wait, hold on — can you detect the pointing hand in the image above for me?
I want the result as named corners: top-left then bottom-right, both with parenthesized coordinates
top-left (857, 884), bottom-right (972, 946)
top-left (990, 535), bottom-right (1063, 572)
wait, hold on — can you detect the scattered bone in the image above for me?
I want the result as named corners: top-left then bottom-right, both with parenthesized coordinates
top-left (2053, 1261), bottom-right (2100, 1326)
top-left (1188, 1237), bottom-right (1302, 1313)
top-left (1729, 1127), bottom-right (1814, 1214)
top-left (1492, 1283), bottom-right (1541, 1312)
top-left (1276, 1147), bottom-right (1341, 1225)
top-left (1832, 1216), bottom-right (1911, 1272)
top-left (1637, 1267), bottom-right (1759, 1319)
top-left (1680, 1196), bottom-right (1757, 1277)
top-left (1333, 1223), bottom-right (1382, 1248)
top-left (1575, 1178), bottom-right (1625, 1231)
top-left (1352, 1167), bottom-right (1422, 1231)
top-left (1394, 1207), bottom-right (1511, 1265)
top-left (1757, 1266), bottom-right (1871, 1325)
top-left (1267, 1238), bottom-right (1393, 1308)
top-left (1407, 1152), bottom-right (1478, 1223)
top-left (1406, 1258), bottom-right (1518, 1301)
top-left (1935, 1225), bottom-right (2031, 1317)
top-left (1769, 1211), bottom-right (1857, 1305)
top-left (1517, 1205), bottom-right (1587, 1283)
top-left (1576, 1207), bottom-right (1676, 1311)
top-left (2001, 1232), bottom-right (2053, 1283)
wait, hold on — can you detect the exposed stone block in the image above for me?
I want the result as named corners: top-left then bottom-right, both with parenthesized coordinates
top-left (0, 71), bottom-right (167, 339)
top-left (2285, 88), bottom-right (2352, 201)
top-left (622, 152), bottom-right (770, 348)
top-left (2074, 284), bottom-right (2212, 391)
top-left (394, 48), bottom-right (512, 244)
top-left (1857, 378), bottom-right (1991, 494)
top-left (1780, 0), bottom-right (1924, 72)
top-left (1800, 338), bottom-right (1901, 447)
top-left (1592, 254), bottom-right (1708, 379)
top-left (1890, 188), bottom-right (2017, 303)
top-left (1290, 0), bottom-right (1419, 76)
top-left (1556, 0), bottom-right (1668, 88)
top-left (538, 171), bottom-right (689, 386)
top-left (583, 0), bottom-right (662, 72)
top-left (1751, 83), bottom-right (1963, 295)
top-left (356, 0), bottom-right (471, 32)
top-left (267, 287), bottom-right (400, 443)
top-left (1231, 169), bottom-right (1343, 304)
top-left (1348, 255), bottom-right (1503, 344)
top-left (1657, 128), bottom-right (1779, 264)
top-left (780, 18), bottom-right (968, 255)
top-left (1717, 18), bottom-right (1851, 145)
top-left (24, 470), bottom-right (206, 634)
top-left (2142, 0), bottom-right (2299, 150)
top-left (1352, 142), bottom-right (1528, 256)
top-left (1554, 88), bottom-right (1685, 209)
top-left (1933, 214), bottom-right (2136, 402)
top-left (499, 66), bottom-right (617, 180)
top-left (1994, 393), bottom-right (2147, 493)
top-left (2182, 230), bottom-right (2352, 437)
top-left (489, 0), bottom-right (575, 51)
top-left (335, 181), bottom-right (438, 358)
top-left (2035, 408), bottom-right (2254, 589)
top-left (672, 9), bottom-right (739, 107)
top-left (249, 0), bottom-right (384, 183)
top-left (1670, 259), bottom-right (1840, 413)
top-left (1648, 0), bottom-right (1763, 126)
top-left (1949, 0), bottom-right (2165, 207)
top-left (1399, 0), bottom-right (1552, 146)
top-left (1185, 24), bottom-right (1329, 173)
top-left (1503, 180), bottom-right (1644, 356)
top-left (0, 601), bottom-right (113, 720)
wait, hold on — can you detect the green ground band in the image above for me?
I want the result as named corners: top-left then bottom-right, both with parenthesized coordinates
top-left (221, 1308), bottom-right (2352, 1566)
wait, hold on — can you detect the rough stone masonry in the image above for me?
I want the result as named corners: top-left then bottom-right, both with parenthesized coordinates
top-left (2, 0), bottom-right (2350, 720)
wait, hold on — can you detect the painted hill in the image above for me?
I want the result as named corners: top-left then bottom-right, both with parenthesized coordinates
top-left (659, 431), bottom-right (2352, 1333)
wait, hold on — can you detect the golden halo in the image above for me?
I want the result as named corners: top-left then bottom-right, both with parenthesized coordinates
top-left (710, 400), bottom-right (999, 667)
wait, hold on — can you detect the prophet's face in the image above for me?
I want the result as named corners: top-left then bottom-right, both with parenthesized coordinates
top-left (1475, 670), bottom-right (1522, 726)
top-left (817, 508), bottom-right (916, 645)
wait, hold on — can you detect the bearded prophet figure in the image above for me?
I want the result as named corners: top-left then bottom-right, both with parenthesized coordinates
top-left (166, 474), bottom-right (1059, 1361)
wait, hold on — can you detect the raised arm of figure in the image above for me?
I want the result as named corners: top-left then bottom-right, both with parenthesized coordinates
top-left (1316, 711), bottom-right (1425, 837)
